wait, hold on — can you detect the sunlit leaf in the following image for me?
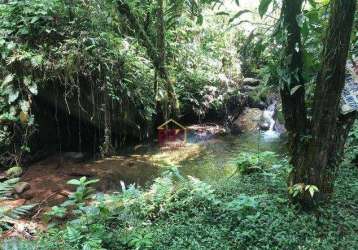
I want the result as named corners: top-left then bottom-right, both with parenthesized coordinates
top-left (28, 84), bottom-right (38, 95)
top-left (2, 74), bottom-right (14, 87)
top-left (20, 100), bottom-right (30, 112)
top-left (290, 85), bottom-right (302, 95)
top-left (8, 89), bottom-right (19, 104)
top-left (67, 179), bottom-right (81, 186)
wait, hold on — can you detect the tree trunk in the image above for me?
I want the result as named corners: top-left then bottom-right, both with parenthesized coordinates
top-left (102, 78), bottom-right (113, 157)
top-left (281, 0), bottom-right (357, 206)
top-left (117, 0), bottom-right (177, 120)
top-left (156, 0), bottom-right (177, 119)
top-left (279, 0), bottom-right (308, 169)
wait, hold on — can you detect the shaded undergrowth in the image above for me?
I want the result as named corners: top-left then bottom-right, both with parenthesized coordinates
top-left (4, 155), bottom-right (358, 250)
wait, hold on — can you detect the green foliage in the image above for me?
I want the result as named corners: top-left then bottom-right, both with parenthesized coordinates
top-left (1, 238), bottom-right (37, 250)
top-left (224, 194), bottom-right (258, 217)
top-left (288, 183), bottom-right (319, 198)
top-left (66, 177), bottom-right (99, 204)
top-left (36, 161), bottom-right (358, 249)
top-left (0, 0), bottom-right (245, 158)
top-left (0, 177), bottom-right (19, 197)
top-left (233, 151), bottom-right (277, 174)
top-left (45, 176), bottom-right (98, 223)
top-left (127, 231), bottom-right (153, 250)
top-left (5, 165), bottom-right (23, 178)
top-left (0, 0), bottom-right (158, 157)
top-left (346, 121), bottom-right (358, 162)
top-left (172, 14), bottom-right (242, 119)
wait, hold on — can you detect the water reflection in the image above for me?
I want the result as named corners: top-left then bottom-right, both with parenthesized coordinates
top-left (178, 132), bottom-right (287, 182)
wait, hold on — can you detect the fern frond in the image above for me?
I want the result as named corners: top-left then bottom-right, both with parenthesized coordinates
top-left (8, 204), bottom-right (36, 219)
top-left (0, 178), bottom-right (19, 196)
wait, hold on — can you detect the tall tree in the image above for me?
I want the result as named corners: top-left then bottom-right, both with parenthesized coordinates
top-left (117, 0), bottom-right (218, 121)
top-left (117, 0), bottom-right (177, 120)
top-left (278, 0), bottom-right (357, 206)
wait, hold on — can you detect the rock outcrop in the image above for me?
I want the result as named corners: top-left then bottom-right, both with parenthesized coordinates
top-left (233, 108), bottom-right (263, 132)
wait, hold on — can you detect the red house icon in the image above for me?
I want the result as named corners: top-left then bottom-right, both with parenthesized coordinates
top-left (157, 119), bottom-right (187, 147)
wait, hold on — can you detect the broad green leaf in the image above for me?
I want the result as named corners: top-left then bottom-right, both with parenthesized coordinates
top-left (18, 27), bottom-right (29, 35)
top-left (30, 16), bottom-right (40, 23)
top-left (258, 0), bottom-right (273, 18)
top-left (296, 14), bottom-right (304, 28)
top-left (308, 187), bottom-right (315, 197)
top-left (85, 179), bottom-right (99, 185)
top-left (6, 41), bottom-right (16, 50)
top-left (25, 76), bottom-right (38, 95)
top-left (67, 179), bottom-right (81, 186)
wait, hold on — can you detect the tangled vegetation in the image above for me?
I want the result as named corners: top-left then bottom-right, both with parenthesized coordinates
top-left (0, 0), bottom-right (358, 249)
top-left (0, 0), bottom-right (243, 165)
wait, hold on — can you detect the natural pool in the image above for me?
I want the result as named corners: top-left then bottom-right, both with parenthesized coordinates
top-left (146, 131), bottom-right (287, 182)
top-left (22, 131), bottom-right (287, 206)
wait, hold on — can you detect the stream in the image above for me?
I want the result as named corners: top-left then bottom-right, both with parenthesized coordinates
top-left (173, 101), bottom-right (286, 181)
top-left (158, 131), bottom-right (287, 182)
top-left (19, 106), bottom-right (287, 206)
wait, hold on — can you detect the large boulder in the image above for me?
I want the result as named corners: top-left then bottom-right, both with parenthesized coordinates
top-left (14, 182), bottom-right (31, 194)
top-left (233, 108), bottom-right (263, 132)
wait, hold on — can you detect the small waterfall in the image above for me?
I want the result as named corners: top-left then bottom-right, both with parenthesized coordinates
top-left (261, 101), bottom-right (280, 139)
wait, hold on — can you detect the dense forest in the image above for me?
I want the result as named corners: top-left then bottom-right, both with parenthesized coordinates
top-left (0, 0), bottom-right (357, 249)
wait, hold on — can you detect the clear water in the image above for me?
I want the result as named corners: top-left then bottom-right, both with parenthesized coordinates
top-left (175, 131), bottom-right (287, 182)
